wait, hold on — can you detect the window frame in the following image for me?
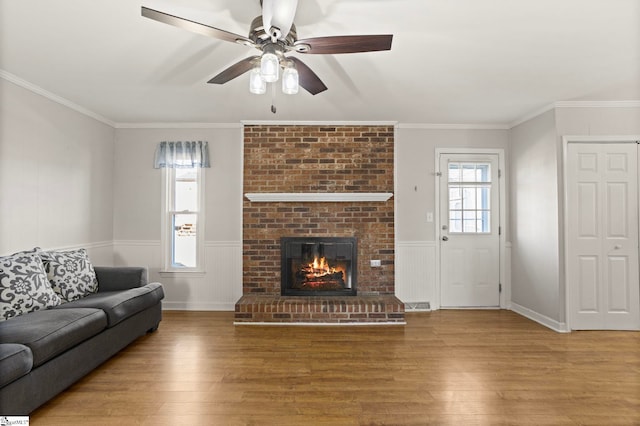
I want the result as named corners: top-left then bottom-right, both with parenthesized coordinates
top-left (160, 167), bottom-right (205, 274)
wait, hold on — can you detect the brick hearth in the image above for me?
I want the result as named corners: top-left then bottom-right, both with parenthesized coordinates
top-left (235, 295), bottom-right (405, 324)
top-left (237, 124), bottom-right (404, 324)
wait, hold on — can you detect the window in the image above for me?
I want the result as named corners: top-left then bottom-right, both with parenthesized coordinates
top-left (162, 167), bottom-right (205, 272)
top-left (448, 162), bottom-right (491, 233)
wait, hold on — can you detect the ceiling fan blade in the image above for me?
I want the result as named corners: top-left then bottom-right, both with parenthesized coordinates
top-left (294, 35), bottom-right (393, 54)
top-left (262, 0), bottom-right (298, 40)
top-left (207, 56), bottom-right (260, 84)
top-left (289, 57), bottom-right (327, 95)
top-left (141, 7), bottom-right (254, 46)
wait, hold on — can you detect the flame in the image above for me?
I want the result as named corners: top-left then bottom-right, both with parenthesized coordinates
top-left (307, 256), bottom-right (337, 277)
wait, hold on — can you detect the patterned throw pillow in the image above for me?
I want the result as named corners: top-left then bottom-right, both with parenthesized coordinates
top-left (0, 250), bottom-right (63, 321)
top-left (39, 249), bottom-right (99, 302)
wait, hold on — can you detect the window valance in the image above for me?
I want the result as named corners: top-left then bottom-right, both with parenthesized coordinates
top-left (154, 141), bottom-right (210, 168)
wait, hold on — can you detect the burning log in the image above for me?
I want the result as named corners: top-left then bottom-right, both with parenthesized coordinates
top-left (292, 256), bottom-right (347, 290)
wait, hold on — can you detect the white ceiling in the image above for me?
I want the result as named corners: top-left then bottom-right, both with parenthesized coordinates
top-left (1, 0), bottom-right (639, 126)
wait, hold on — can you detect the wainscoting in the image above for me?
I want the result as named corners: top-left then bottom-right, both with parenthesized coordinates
top-left (395, 241), bottom-right (436, 309)
top-left (84, 240), bottom-right (519, 326)
top-left (106, 240), bottom-right (436, 315)
top-left (111, 240), bottom-right (436, 313)
top-left (112, 240), bottom-right (242, 311)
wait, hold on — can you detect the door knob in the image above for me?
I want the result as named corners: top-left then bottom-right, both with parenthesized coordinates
top-left (442, 236), bottom-right (449, 241)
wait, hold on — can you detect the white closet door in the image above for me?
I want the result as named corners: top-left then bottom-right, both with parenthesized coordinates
top-left (567, 143), bottom-right (640, 330)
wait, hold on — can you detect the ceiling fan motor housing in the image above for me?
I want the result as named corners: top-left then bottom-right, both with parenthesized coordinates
top-left (249, 16), bottom-right (298, 51)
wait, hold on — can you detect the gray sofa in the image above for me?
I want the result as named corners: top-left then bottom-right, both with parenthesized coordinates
top-left (0, 266), bottom-right (164, 415)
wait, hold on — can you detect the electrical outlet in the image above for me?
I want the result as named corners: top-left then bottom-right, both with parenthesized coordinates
top-left (370, 259), bottom-right (382, 267)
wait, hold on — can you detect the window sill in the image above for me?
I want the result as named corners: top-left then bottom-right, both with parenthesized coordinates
top-left (159, 270), bottom-right (206, 278)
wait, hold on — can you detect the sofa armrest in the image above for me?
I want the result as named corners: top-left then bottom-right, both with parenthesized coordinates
top-left (94, 266), bottom-right (148, 292)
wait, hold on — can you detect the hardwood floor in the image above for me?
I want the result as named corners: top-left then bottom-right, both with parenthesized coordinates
top-left (30, 310), bottom-right (640, 425)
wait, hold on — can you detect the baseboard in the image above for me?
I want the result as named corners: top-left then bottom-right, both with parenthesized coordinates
top-left (511, 302), bottom-right (569, 333)
top-left (162, 302), bottom-right (236, 311)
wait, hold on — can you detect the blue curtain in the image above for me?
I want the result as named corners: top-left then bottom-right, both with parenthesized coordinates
top-left (154, 141), bottom-right (210, 168)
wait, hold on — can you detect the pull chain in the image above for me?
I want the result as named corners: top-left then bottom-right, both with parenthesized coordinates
top-left (270, 82), bottom-right (277, 114)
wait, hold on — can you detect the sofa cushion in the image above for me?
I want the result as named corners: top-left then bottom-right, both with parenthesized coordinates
top-left (0, 250), bottom-right (62, 321)
top-left (54, 283), bottom-right (164, 327)
top-left (39, 248), bottom-right (98, 302)
top-left (0, 308), bottom-right (107, 367)
top-left (0, 343), bottom-right (33, 387)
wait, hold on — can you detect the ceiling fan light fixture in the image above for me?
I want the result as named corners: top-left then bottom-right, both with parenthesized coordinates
top-left (141, 2), bottom-right (393, 101)
top-left (249, 67), bottom-right (267, 94)
top-left (260, 45), bottom-right (280, 82)
top-left (282, 63), bottom-right (299, 95)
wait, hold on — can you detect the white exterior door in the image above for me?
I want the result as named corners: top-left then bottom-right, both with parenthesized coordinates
top-left (439, 154), bottom-right (500, 307)
top-left (567, 143), bottom-right (640, 330)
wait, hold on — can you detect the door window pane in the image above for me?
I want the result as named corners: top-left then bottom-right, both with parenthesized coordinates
top-left (449, 187), bottom-right (462, 210)
top-left (450, 210), bottom-right (462, 233)
top-left (448, 162), bottom-right (492, 233)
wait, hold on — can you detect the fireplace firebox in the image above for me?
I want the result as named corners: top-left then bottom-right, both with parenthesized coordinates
top-left (281, 237), bottom-right (357, 296)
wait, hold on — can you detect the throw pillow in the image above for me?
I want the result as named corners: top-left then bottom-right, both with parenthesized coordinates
top-left (0, 250), bottom-right (62, 321)
top-left (39, 248), bottom-right (99, 302)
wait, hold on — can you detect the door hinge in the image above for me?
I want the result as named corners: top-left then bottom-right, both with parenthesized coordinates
top-left (498, 169), bottom-right (502, 178)
top-left (498, 226), bottom-right (502, 235)
top-left (499, 283), bottom-right (502, 293)
top-left (436, 171), bottom-right (442, 177)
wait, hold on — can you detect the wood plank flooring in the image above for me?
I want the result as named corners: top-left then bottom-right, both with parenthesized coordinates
top-left (30, 310), bottom-right (640, 425)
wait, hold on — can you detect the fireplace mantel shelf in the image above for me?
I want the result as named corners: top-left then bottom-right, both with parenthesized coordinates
top-left (245, 193), bottom-right (393, 202)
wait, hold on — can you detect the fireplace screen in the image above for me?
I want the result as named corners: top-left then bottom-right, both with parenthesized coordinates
top-left (281, 237), bottom-right (357, 296)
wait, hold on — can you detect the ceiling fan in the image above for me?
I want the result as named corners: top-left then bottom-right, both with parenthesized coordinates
top-left (141, 0), bottom-right (393, 96)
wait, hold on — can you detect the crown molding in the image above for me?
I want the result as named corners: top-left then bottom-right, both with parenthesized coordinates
top-left (555, 100), bottom-right (640, 108)
top-left (241, 120), bottom-right (398, 126)
top-left (114, 122), bottom-right (242, 129)
top-left (0, 69), bottom-right (115, 128)
top-left (509, 100), bottom-right (640, 129)
top-left (397, 123), bottom-right (510, 130)
top-left (4, 69), bottom-right (637, 132)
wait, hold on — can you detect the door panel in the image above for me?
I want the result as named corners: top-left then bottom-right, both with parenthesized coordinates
top-left (440, 154), bottom-right (500, 308)
top-left (607, 256), bottom-right (629, 312)
top-left (567, 143), bottom-right (640, 330)
top-left (577, 256), bottom-right (598, 312)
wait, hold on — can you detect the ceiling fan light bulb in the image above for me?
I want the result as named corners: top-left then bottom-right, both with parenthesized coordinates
top-left (249, 67), bottom-right (266, 94)
top-left (260, 52), bottom-right (279, 83)
top-left (282, 66), bottom-right (299, 95)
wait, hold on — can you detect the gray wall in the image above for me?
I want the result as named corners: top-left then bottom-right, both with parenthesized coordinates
top-left (0, 79), bottom-right (115, 264)
top-left (113, 127), bottom-right (243, 243)
top-left (395, 127), bottom-right (510, 242)
top-left (509, 110), bottom-right (560, 321)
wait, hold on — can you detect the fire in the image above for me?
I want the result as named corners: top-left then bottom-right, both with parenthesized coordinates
top-left (293, 256), bottom-right (347, 291)
top-left (307, 256), bottom-right (337, 278)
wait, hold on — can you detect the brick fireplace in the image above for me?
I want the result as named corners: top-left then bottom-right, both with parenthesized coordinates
top-left (235, 125), bottom-right (405, 324)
